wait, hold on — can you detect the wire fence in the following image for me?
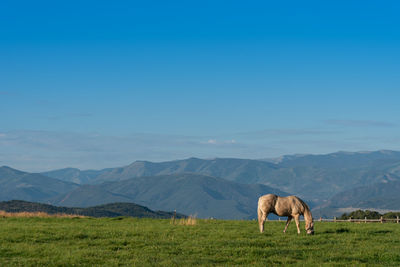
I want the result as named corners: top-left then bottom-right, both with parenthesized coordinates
top-left (274, 216), bottom-right (400, 223)
top-left (316, 216), bottom-right (400, 223)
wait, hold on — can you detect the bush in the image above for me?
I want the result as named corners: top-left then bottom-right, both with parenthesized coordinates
top-left (340, 210), bottom-right (382, 220)
top-left (383, 212), bottom-right (400, 219)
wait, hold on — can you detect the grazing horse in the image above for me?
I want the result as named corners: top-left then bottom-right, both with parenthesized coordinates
top-left (258, 194), bottom-right (314, 235)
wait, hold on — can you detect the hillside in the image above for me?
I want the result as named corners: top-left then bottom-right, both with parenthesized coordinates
top-left (0, 166), bottom-right (79, 202)
top-left (51, 173), bottom-right (288, 219)
top-left (322, 180), bottom-right (400, 210)
top-left (42, 168), bottom-right (104, 184)
top-left (51, 184), bottom-right (133, 207)
top-left (0, 200), bottom-right (185, 219)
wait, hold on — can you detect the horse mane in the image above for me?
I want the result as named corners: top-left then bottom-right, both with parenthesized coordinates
top-left (296, 197), bottom-right (313, 222)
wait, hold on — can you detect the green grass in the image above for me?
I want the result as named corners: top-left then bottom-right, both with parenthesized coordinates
top-left (1, 217), bottom-right (400, 266)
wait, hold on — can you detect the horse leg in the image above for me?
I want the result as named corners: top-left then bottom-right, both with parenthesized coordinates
top-left (283, 216), bottom-right (292, 233)
top-left (258, 209), bottom-right (267, 233)
top-left (294, 215), bottom-right (301, 234)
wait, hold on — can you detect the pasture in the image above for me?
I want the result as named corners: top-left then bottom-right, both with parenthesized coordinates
top-left (1, 216), bottom-right (400, 266)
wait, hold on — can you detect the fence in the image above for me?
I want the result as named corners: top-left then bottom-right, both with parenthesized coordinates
top-left (276, 216), bottom-right (400, 223)
top-left (318, 216), bottom-right (400, 223)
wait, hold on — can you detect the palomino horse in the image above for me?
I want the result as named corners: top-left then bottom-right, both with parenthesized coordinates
top-left (258, 194), bottom-right (314, 235)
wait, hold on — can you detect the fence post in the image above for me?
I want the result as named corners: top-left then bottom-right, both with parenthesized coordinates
top-left (365, 217), bottom-right (367, 223)
top-left (380, 216), bottom-right (383, 224)
top-left (172, 210), bottom-right (176, 224)
top-left (334, 216), bottom-right (336, 222)
top-left (397, 216), bottom-right (399, 224)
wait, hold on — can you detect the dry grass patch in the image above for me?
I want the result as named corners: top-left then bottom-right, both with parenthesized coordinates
top-left (0, 210), bottom-right (85, 218)
top-left (171, 215), bottom-right (197, 226)
top-left (179, 215), bottom-right (197, 226)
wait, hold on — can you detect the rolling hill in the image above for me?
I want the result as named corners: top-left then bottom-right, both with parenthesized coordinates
top-left (0, 200), bottom-right (185, 218)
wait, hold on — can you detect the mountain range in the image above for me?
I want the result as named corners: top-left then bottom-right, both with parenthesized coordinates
top-left (43, 150), bottom-right (400, 204)
top-left (2, 150), bottom-right (400, 218)
top-left (51, 173), bottom-right (287, 219)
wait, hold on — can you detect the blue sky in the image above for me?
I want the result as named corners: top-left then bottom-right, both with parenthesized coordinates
top-left (1, 1), bottom-right (400, 171)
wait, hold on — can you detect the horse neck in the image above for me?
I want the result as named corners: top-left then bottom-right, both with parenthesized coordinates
top-left (303, 207), bottom-right (313, 223)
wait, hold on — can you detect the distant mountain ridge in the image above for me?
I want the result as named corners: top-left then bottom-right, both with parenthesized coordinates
top-left (42, 150), bottom-right (400, 204)
top-left (275, 150), bottom-right (400, 169)
top-left (0, 166), bottom-right (78, 202)
top-left (43, 157), bottom-right (279, 184)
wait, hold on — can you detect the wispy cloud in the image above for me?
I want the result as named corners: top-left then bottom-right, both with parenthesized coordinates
top-left (203, 139), bottom-right (236, 145)
top-left (2, 126), bottom-right (400, 172)
top-left (236, 128), bottom-right (341, 139)
top-left (325, 119), bottom-right (396, 128)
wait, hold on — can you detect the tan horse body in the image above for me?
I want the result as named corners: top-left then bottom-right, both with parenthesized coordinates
top-left (258, 194), bottom-right (314, 235)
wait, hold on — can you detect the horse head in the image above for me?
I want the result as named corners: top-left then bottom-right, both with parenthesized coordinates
top-left (306, 221), bottom-right (314, 235)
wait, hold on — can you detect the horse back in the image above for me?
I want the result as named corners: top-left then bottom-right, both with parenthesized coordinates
top-left (277, 195), bottom-right (308, 215)
top-left (258, 194), bottom-right (278, 213)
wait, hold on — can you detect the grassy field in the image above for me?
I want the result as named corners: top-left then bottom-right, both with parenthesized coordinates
top-left (1, 216), bottom-right (400, 266)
